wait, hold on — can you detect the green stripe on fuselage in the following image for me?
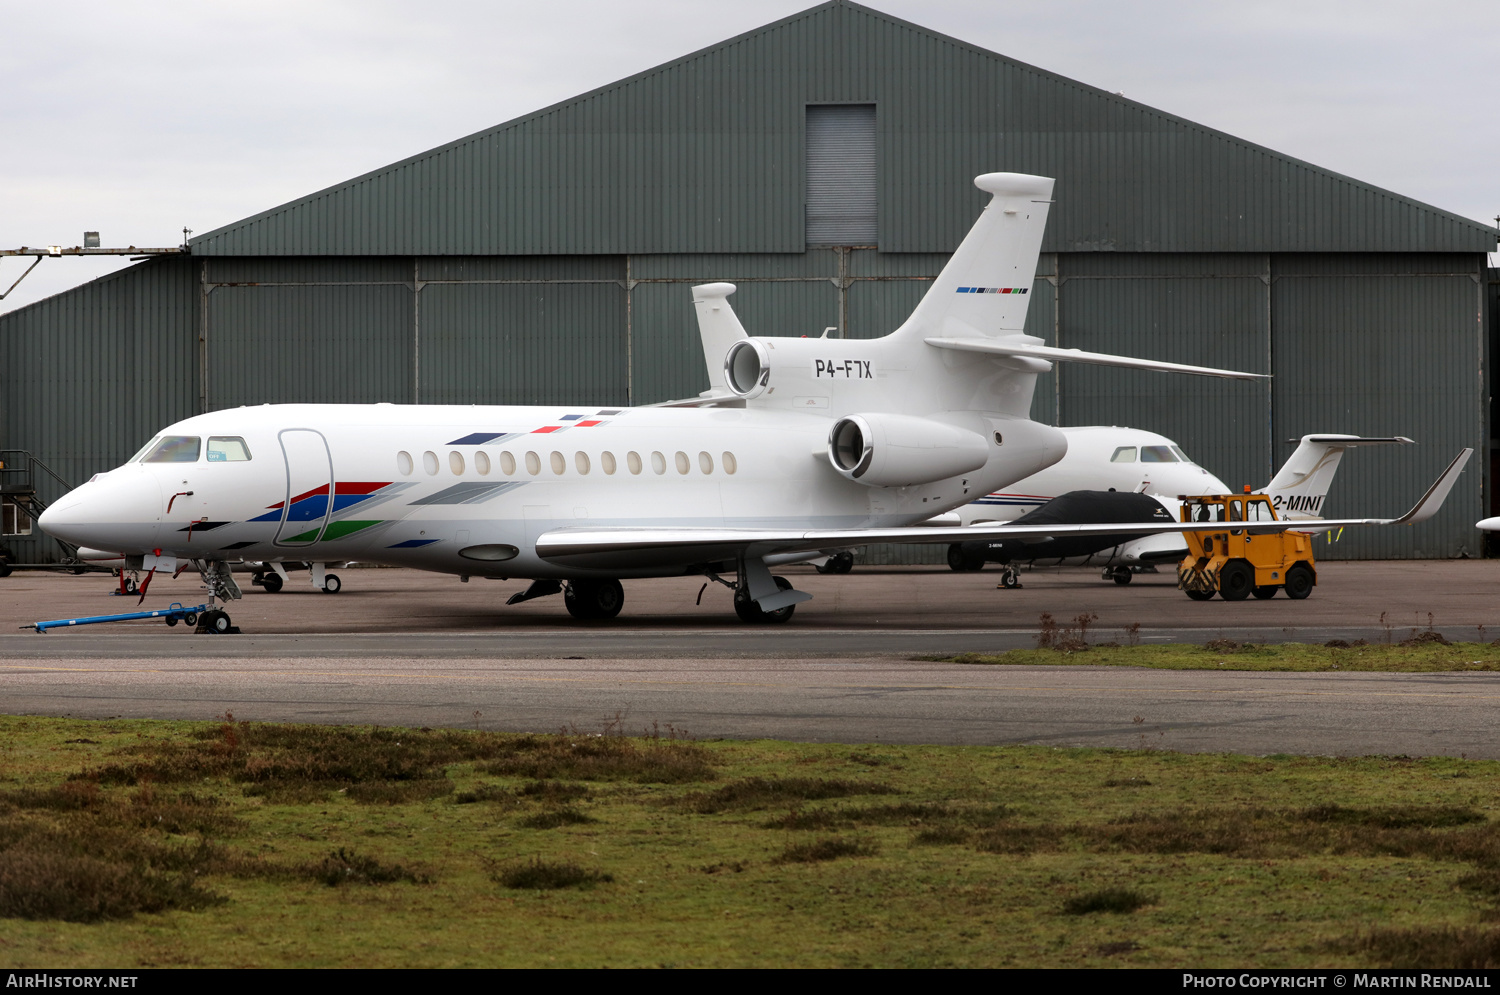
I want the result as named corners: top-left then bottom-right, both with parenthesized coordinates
top-left (321, 520), bottom-right (382, 541)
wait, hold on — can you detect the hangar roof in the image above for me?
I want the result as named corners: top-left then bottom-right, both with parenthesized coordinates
top-left (189, 1), bottom-right (1498, 257)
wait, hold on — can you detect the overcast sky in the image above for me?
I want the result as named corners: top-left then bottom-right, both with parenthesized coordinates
top-left (4, 0), bottom-right (1496, 315)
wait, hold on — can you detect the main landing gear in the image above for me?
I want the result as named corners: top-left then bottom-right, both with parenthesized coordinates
top-left (734, 576), bottom-right (797, 623)
top-left (815, 551), bottom-right (855, 574)
top-left (564, 578), bottom-right (624, 620)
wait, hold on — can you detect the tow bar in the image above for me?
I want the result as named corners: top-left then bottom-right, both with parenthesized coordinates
top-left (23, 602), bottom-right (211, 633)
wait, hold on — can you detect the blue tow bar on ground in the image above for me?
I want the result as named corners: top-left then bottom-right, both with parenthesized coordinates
top-left (23, 602), bottom-right (210, 633)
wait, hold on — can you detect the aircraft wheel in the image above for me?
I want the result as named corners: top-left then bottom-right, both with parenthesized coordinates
top-left (1251, 585), bottom-right (1278, 600)
top-left (261, 573), bottom-right (284, 594)
top-left (565, 578), bottom-right (624, 620)
top-left (1284, 564), bottom-right (1314, 600)
top-left (816, 552), bottom-right (855, 575)
top-left (124, 577), bottom-right (138, 594)
top-left (322, 573), bottom-right (342, 594)
top-left (1218, 561), bottom-right (1254, 601)
top-left (947, 544), bottom-right (985, 572)
top-left (1184, 589), bottom-right (1215, 602)
top-left (197, 609), bottom-right (232, 634)
top-left (1110, 567), bottom-right (1132, 586)
top-left (733, 577), bottom-right (795, 624)
top-left (0, 559), bottom-right (12, 578)
top-left (999, 567), bottom-right (1020, 590)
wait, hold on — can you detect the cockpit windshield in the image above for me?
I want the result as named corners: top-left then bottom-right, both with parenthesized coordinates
top-left (207, 437), bottom-right (252, 462)
top-left (141, 436), bottom-right (201, 463)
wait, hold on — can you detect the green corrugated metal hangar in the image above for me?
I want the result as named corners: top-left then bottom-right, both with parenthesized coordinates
top-left (3, 0), bottom-right (1496, 565)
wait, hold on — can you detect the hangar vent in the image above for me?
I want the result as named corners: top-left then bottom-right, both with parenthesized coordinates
top-left (805, 104), bottom-right (877, 245)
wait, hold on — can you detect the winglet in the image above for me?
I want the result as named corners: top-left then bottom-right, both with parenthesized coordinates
top-left (1388, 449), bottom-right (1472, 525)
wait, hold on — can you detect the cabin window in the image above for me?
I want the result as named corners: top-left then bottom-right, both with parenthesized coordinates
top-left (699, 452), bottom-right (713, 474)
top-left (500, 451), bottom-right (516, 476)
top-left (627, 451), bottom-right (643, 475)
top-left (142, 436), bottom-right (201, 463)
top-left (475, 451), bottom-right (491, 476)
top-left (651, 451), bottom-right (667, 475)
top-left (449, 451), bottom-right (465, 475)
top-left (601, 452), bottom-right (617, 475)
top-left (674, 451), bottom-right (690, 475)
top-left (1141, 446), bottom-right (1177, 463)
top-left (423, 451), bottom-right (439, 475)
top-left (722, 452), bottom-right (737, 475)
top-left (1110, 447), bottom-right (1137, 463)
top-left (525, 452), bottom-right (541, 475)
top-left (207, 437), bottom-right (251, 462)
top-left (550, 451), bottom-right (566, 475)
top-left (575, 452), bottom-right (591, 475)
top-left (397, 451), bottom-right (414, 476)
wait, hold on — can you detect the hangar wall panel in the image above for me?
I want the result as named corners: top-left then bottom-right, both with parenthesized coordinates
top-left (1056, 265), bottom-right (1272, 496)
top-left (421, 283), bottom-right (628, 406)
top-left (207, 285), bottom-right (412, 408)
top-left (0, 257), bottom-right (198, 562)
top-left (1271, 267), bottom-right (1484, 559)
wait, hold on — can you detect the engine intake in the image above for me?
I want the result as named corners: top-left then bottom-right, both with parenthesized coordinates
top-left (724, 339), bottom-right (771, 399)
top-left (828, 413), bottom-right (990, 487)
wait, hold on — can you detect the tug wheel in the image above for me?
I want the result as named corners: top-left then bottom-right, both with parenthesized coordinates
top-left (1284, 564), bottom-right (1314, 600)
top-left (1218, 561), bottom-right (1254, 601)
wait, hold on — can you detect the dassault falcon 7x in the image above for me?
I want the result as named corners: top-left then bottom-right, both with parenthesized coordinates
top-left (38, 173), bottom-right (1470, 631)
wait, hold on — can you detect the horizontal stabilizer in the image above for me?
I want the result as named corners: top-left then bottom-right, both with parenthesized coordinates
top-left (924, 337), bottom-right (1266, 381)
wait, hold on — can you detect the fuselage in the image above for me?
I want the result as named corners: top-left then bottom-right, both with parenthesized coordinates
top-left (40, 401), bottom-right (1066, 580)
top-left (958, 426), bottom-right (1230, 525)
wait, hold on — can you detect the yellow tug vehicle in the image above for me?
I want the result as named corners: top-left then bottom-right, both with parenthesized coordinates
top-left (1177, 491), bottom-right (1316, 601)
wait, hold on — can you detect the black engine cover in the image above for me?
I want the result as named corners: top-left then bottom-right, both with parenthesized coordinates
top-left (962, 490), bottom-right (1176, 564)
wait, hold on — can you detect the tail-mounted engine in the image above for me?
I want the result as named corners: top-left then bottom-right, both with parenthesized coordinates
top-left (828, 413), bottom-right (990, 488)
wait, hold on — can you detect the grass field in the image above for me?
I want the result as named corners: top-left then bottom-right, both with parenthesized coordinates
top-left (4, 713), bottom-right (1500, 968)
top-left (931, 623), bottom-right (1500, 671)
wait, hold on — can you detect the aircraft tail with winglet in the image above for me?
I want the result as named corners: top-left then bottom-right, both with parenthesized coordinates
top-left (1262, 435), bottom-right (1414, 521)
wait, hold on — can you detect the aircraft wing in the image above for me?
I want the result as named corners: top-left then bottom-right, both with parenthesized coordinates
top-left (538, 450), bottom-right (1470, 570)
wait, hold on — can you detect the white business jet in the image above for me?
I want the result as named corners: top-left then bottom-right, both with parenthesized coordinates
top-left (38, 173), bottom-right (1469, 632)
top-left (944, 430), bottom-right (1414, 583)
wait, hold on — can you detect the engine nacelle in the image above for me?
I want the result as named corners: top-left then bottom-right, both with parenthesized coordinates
top-left (723, 339), bottom-right (772, 400)
top-left (828, 413), bottom-right (990, 487)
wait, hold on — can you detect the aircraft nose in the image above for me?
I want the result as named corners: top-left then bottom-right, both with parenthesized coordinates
top-left (38, 467), bottom-right (162, 551)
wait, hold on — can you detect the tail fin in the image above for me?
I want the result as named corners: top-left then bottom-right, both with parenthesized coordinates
top-left (892, 172), bottom-right (1054, 341)
top-left (691, 282), bottom-right (748, 393)
top-left (1265, 434), bottom-right (1414, 520)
